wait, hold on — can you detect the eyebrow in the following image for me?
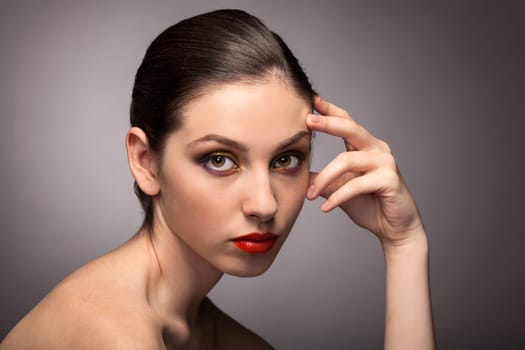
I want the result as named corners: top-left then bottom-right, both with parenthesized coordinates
top-left (188, 130), bottom-right (310, 153)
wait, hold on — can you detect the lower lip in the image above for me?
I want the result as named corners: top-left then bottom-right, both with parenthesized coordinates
top-left (233, 236), bottom-right (278, 254)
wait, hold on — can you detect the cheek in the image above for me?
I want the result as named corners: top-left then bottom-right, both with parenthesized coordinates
top-left (276, 173), bottom-right (310, 217)
top-left (162, 175), bottom-right (228, 220)
top-left (159, 179), bottom-right (229, 248)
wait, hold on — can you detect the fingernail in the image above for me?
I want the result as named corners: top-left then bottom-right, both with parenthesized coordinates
top-left (309, 114), bottom-right (321, 123)
top-left (307, 184), bottom-right (316, 198)
top-left (320, 200), bottom-right (331, 212)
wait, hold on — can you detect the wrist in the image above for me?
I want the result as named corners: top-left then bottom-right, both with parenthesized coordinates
top-left (381, 227), bottom-right (428, 261)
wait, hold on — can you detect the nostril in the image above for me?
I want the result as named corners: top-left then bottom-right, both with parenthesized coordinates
top-left (244, 201), bottom-right (278, 222)
top-left (242, 190), bottom-right (278, 222)
top-left (251, 208), bottom-right (277, 223)
top-left (240, 170), bottom-right (279, 221)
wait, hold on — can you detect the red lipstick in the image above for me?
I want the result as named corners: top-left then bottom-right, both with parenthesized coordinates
top-left (232, 233), bottom-right (278, 254)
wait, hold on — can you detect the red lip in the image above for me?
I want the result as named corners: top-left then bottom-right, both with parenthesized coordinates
top-left (232, 232), bottom-right (278, 254)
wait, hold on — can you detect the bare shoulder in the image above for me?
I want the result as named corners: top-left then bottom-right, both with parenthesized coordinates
top-left (1, 251), bottom-right (163, 349)
top-left (1, 299), bottom-right (163, 350)
top-left (205, 299), bottom-right (274, 350)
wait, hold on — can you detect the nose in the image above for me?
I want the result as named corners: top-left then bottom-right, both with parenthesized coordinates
top-left (241, 170), bottom-right (278, 223)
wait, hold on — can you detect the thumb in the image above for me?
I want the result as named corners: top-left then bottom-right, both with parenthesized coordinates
top-left (306, 171), bottom-right (319, 200)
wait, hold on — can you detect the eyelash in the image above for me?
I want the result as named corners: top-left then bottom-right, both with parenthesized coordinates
top-left (199, 151), bottom-right (305, 176)
top-left (272, 152), bottom-right (305, 174)
top-left (200, 152), bottom-right (239, 176)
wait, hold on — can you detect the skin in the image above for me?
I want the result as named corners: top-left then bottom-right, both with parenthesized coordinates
top-left (306, 96), bottom-right (434, 349)
top-left (0, 79), bottom-right (434, 349)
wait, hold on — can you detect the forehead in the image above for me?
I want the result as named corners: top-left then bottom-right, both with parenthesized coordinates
top-left (175, 79), bottom-right (311, 145)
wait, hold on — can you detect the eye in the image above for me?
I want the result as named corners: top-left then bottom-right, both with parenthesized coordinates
top-left (201, 152), bottom-right (239, 175)
top-left (272, 152), bottom-right (304, 173)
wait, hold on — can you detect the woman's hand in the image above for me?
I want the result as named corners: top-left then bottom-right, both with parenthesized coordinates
top-left (307, 96), bottom-right (435, 349)
top-left (305, 96), bottom-right (424, 248)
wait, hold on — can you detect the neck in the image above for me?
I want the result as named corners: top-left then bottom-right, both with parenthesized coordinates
top-left (138, 219), bottom-right (223, 328)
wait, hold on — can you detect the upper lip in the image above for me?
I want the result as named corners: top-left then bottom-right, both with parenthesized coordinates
top-left (232, 232), bottom-right (278, 241)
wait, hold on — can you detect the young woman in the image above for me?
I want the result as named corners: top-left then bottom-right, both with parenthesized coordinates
top-left (0, 9), bottom-right (434, 349)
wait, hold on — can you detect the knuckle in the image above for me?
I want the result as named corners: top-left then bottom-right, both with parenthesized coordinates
top-left (350, 179), bottom-right (362, 191)
top-left (344, 121), bottom-right (359, 138)
top-left (382, 168), bottom-right (400, 187)
top-left (378, 140), bottom-right (392, 153)
top-left (336, 151), bottom-right (350, 163)
top-left (380, 152), bottom-right (396, 168)
top-left (349, 119), bottom-right (361, 131)
top-left (349, 178), bottom-right (364, 195)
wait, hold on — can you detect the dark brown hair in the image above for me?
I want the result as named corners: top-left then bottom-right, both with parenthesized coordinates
top-left (130, 9), bottom-right (315, 228)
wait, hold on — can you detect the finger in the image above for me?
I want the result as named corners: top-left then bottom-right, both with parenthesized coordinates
top-left (307, 171), bottom-right (318, 197)
top-left (308, 171), bottom-right (319, 185)
top-left (308, 170), bottom-right (359, 200)
top-left (308, 151), bottom-right (394, 199)
top-left (307, 113), bottom-right (391, 154)
top-left (313, 95), bottom-right (351, 120)
top-left (307, 171), bottom-right (319, 199)
top-left (311, 96), bottom-right (391, 152)
top-left (308, 171), bottom-right (359, 200)
top-left (319, 168), bottom-right (398, 212)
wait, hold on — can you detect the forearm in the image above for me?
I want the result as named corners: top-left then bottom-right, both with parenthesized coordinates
top-left (382, 230), bottom-right (435, 350)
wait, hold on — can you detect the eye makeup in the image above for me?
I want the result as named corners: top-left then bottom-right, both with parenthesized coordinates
top-left (199, 151), bottom-right (240, 176)
top-left (271, 151), bottom-right (306, 175)
top-left (189, 130), bottom-right (311, 177)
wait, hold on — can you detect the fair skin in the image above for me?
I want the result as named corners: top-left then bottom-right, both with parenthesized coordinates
top-left (0, 78), bottom-right (434, 349)
top-left (306, 97), bottom-right (434, 349)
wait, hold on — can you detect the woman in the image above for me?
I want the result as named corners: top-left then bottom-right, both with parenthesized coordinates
top-left (0, 9), bottom-right (434, 349)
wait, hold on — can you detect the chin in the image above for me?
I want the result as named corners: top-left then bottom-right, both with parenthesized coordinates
top-left (221, 253), bottom-right (279, 278)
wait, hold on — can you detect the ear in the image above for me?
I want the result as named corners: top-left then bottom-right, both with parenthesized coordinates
top-left (125, 127), bottom-right (160, 196)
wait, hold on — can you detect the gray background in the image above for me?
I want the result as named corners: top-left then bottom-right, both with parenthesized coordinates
top-left (1, 0), bottom-right (523, 349)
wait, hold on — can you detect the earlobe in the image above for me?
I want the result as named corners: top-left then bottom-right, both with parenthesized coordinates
top-left (126, 127), bottom-right (160, 196)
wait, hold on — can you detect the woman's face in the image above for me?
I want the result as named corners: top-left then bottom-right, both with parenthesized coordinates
top-left (155, 78), bottom-right (311, 277)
